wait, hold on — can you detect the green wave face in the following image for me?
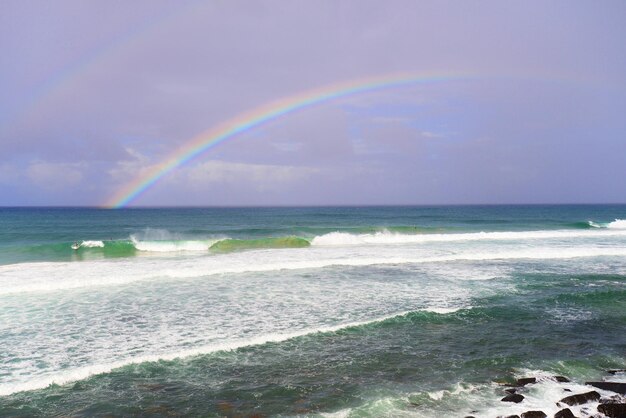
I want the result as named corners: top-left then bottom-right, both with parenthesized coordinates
top-left (4, 240), bottom-right (137, 263)
top-left (209, 236), bottom-right (311, 253)
top-left (84, 240), bottom-right (137, 258)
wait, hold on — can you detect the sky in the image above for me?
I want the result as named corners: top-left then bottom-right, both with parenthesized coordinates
top-left (1, 0), bottom-right (625, 206)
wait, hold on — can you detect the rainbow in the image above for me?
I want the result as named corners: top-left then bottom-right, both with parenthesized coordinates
top-left (106, 72), bottom-right (470, 208)
top-left (2, 2), bottom-right (198, 132)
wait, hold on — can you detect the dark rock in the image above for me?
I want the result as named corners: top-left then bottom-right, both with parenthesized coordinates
top-left (601, 395), bottom-right (623, 404)
top-left (554, 376), bottom-right (570, 383)
top-left (502, 393), bottom-right (525, 403)
top-left (516, 377), bottom-right (537, 386)
top-left (497, 416), bottom-right (520, 418)
top-left (586, 381), bottom-right (626, 395)
top-left (607, 369), bottom-right (626, 375)
top-left (520, 411), bottom-right (547, 418)
top-left (554, 408), bottom-right (575, 418)
top-left (563, 388), bottom-right (572, 392)
top-left (505, 388), bottom-right (518, 394)
top-left (559, 390), bottom-right (601, 406)
top-left (464, 416), bottom-right (476, 418)
top-left (597, 403), bottom-right (626, 417)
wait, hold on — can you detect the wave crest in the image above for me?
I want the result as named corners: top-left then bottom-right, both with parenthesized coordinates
top-left (607, 219), bottom-right (626, 229)
top-left (130, 237), bottom-right (216, 252)
top-left (129, 228), bottom-right (220, 252)
top-left (311, 227), bottom-right (626, 246)
top-left (80, 240), bottom-right (105, 248)
top-left (585, 219), bottom-right (626, 229)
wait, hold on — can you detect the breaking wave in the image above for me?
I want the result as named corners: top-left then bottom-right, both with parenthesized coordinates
top-left (311, 228), bottom-right (626, 246)
top-left (585, 219), bottom-right (626, 229)
top-left (79, 240), bottom-right (104, 248)
top-left (4, 223), bottom-right (626, 265)
top-left (0, 308), bottom-right (464, 396)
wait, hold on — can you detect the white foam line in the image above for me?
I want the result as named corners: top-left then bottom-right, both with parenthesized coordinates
top-left (80, 240), bottom-right (104, 248)
top-left (311, 228), bottom-right (626, 246)
top-left (0, 308), bottom-right (456, 397)
top-left (422, 307), bottom-right (465, 314)
top-left (2, 247), bottom-right (626, 296)
top-left (607, 219), bottom-right (626, 229)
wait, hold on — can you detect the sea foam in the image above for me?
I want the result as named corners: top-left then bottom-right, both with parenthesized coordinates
top-left (0, 309), bottom-right (425, 396)
top-left (128, 228), bottom-right (221, 252)
top-left (130, 238), bottom-right (216, 252)
top-left (607, 218), bottom-right (626, 229)
top-left (2, 246), bottom-right (626, 296)
top-left (587, 218), bottom-right (626, 229)
top-left (80, 240), bottom-right (105, 248)
top-left (311, 228), bottom-right (626, 246)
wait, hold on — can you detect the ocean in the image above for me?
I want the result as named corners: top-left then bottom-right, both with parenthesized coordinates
top-left (0, 205), bottom-right (624, 417)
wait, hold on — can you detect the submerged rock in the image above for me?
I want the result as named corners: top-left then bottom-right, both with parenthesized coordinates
top-left (520, 411), bottom-right (546, 418)
top-left (505, 388), bottom-right (518, 394)
top-left (554, 408), bottom-right (575, 418)
top-left (597, 403), bottom-right (626, 417)
top-left (502, 393), bottom-right (525, 403)
top-left (559, 390), bottom-right (600, 406)
top-left (554, 376), bottom-right (570, 383)
top-left (586, 381), bottom-right (626, 395)
top-left (516, 377), bottom-right (537, 386)
top-left (607, 370), bottom-right (626, 375)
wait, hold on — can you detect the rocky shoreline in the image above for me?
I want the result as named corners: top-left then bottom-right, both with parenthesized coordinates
top-left (464, 370), bottom-right (626, 418)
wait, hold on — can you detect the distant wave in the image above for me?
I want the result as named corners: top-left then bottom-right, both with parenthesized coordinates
top-left (583, 219), bottom-right (626, 229)
top-left (4, 224), bottom-right (626, 263)
top-left (209, 236), bottom-right (310, 252)
top-left (567, 221), bottom-right (600, 229)
top-left (608, 219), bottom-right (626, 229)
top-left (311, 228), bottom-right (626, 246)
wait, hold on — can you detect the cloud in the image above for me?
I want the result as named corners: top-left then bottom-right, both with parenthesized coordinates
top-left (116, 159), bottom-right (329, 206)
top-left (2, 2), bottom-right (626, 205)
top-left (26, 161), bottom-right (84, 191)
top-left (173, 160), bottom-right (319, 192)
top-left (420, 131), bottom-right (444, 139)
top-left (107, 147), bottom-right (152, 184)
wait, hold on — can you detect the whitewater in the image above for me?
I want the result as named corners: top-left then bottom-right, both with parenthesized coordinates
top-left (1, 206), bottom-right (625, 417)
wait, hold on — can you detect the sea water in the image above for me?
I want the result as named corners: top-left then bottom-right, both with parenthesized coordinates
top-left (0, 205), bottom-right (624, 417)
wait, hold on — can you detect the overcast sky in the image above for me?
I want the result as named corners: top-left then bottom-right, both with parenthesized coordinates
top-left (1, 0), bottom-right (625, 206)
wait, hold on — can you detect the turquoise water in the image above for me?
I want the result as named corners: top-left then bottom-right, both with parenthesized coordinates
top-left (0, 205), bottom-right (625, 417)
